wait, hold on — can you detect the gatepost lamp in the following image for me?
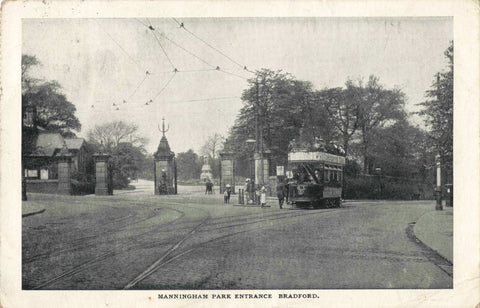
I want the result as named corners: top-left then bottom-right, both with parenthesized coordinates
top-left (435, 154), bottom-right (443, 211)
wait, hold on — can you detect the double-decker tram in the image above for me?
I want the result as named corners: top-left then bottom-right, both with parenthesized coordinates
top-left (286, 149), bottom-right (346, 208)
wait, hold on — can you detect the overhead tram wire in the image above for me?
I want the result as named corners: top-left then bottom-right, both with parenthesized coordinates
top-left (156, 30), bottom-right (250, 79)
top-left (95, 20), bottom-right (147, 74)
top-left (172, 18), bottom-right (246, 70)
top-left (159, 31), bottom-right (216, 69)
top-left (168, 96), bottom-right (240, 104)
top-left (127, 70), bottom-right (151, 101)
top-left (137, 20), bottom-right (252, 80)
top-left (149, 72), bottom-right (177, 103)
top-left (143, 19), bottom-right (176, 70)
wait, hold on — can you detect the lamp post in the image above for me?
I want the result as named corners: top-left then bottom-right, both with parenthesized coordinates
top-left (246, 137), bottom-right (256, 181)
top-left (375, 167), bottom-right (382, 200)
top-left (254, 76), bottom-right (266, 186)
top-left (435, 154), bottom-right (443, 210)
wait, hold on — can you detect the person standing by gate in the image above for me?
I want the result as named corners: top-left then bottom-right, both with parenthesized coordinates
top-left (276, 179), bottom-right (285, 209)
top-left (244, 179), bottom-right (250, 203)
top-left (260, 186), bottom-right (267, 208)
top-left (247, 179), bottom-right (256, 205)
top-left (224, 184), bottom-right (232, 204)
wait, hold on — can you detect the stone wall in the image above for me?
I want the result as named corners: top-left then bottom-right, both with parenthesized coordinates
top-left (26, 180), bottom-right (58, 194)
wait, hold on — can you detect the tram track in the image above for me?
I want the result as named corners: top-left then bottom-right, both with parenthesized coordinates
top-left (27, 202), bottom-right (345, 290)
top-left (124, 207), bottom-right (344, 289)
top-left (26, 205), bottom-right (191, 289)
top-left (123, 216), bottom-right (211, 289)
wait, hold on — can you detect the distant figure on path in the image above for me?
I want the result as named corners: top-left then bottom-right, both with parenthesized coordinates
top-left (224, 184), bottom-right (232, 204)
top-left (205, 179), bottom-right (213, 195)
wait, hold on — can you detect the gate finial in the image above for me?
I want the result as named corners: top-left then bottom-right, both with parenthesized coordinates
top-left (158, 117), bottom-right (170, 137)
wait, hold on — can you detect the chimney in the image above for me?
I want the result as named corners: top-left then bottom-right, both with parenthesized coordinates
top-left (23, 105), bottom-right (37, 128)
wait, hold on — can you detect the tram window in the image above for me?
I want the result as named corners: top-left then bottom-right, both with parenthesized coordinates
top-left (324, 170), bottom-right (329, 182)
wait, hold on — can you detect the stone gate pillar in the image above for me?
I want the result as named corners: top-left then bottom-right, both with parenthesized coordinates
top-left (94, 153), bottom-right (112, 195)
top-left (154, 136), bottom-right (176, 195)
top-left (254, 150), bottom-right (271, 186)
top-left (57, 141), bottom-right (72, 195)
top-left (219, 151), bottom-right (235, 194)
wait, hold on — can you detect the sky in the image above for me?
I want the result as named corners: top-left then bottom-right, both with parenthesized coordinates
top-left (22, 17), bottom-right (452, 154)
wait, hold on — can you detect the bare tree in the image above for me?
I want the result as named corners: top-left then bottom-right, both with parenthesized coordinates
top-left (200, 133), bottom-right (225, 160)
top-left (87, 120), bottom-right (147, 152)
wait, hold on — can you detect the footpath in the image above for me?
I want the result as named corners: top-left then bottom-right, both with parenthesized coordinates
top-left (413, 205), bottom-right (453, 263)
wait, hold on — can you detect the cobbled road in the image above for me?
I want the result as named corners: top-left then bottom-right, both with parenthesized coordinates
top-left (22, 180), bottom-right (452, 290)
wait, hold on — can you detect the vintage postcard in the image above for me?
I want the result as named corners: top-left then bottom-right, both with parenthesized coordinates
top-left (1, 0), bottom-right (479, 307)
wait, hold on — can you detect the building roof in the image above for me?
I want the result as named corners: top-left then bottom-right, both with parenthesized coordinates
top-left (154, 136), bottom-right (174, 159)
top-left (32, 133), bottom-right (86, 157)
top-left (65, 138), bottom-right (85, 150)
top-left (34, 132), bottom-right (64, 156)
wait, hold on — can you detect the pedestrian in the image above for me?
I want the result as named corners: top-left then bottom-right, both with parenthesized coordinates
top-left (224, 189), bottom-right (229, 204)
top-left (276, 179), bottom-right (285, 209)
top-left (247, 180), bottom-right (256, 205)
top-left (260, 186), bottom-right (267, 208)
top-left (224, 184), bottom-right (232, 204)
top-left (205, 178), bottom-right (213, 195)
top-left (244, 179), bottom-right (250, 204)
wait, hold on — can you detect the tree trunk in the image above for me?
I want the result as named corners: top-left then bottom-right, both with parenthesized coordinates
top-left (343, 133), bottom-right (350, 157)
top-left (362, 126), bottom-right (369, 174)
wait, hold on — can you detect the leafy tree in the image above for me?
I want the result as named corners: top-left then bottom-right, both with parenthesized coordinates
top-left (88, 121), bottom-right (149, 188)
top-left (109, 142), bottom-right (147, 188)
top-left (350, 76), bottom-right (407, 173)
top-left (22, 54), bottom-right (81, 137)
top-left (367, 120), bottom-right (430, 178)
top-left (417, 41), bottom-right (453, 184)
top-left (228, 69), bottom-right (328, 173)
top-left (317, 87), bottom-right (360, 156)
top-left (176, 150), bottom-right (202, 181)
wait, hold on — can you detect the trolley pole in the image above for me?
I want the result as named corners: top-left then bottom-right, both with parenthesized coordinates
top-left (257, 76), bottom-right (265, 186)
top-left (435, 154), bottom-right (443, 211)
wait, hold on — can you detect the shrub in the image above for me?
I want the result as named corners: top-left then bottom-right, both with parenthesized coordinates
top-left (343, 175), bottom-right (429, 200)
top-left (71, 180), bottom-right (95, 195)
top-left (70, 171), bottom-right (95, 195)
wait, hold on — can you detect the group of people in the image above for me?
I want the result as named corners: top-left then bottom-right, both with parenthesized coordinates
top-left (243, 178), bottom-right (268, 207)
top-left (288, 137), bottom-right (346, 156)
top-left (204, 178), bottom-right (214, 194)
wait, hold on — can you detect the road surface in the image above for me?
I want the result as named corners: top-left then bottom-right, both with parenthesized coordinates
top-left (22, 180), bottom-right (452, 289)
